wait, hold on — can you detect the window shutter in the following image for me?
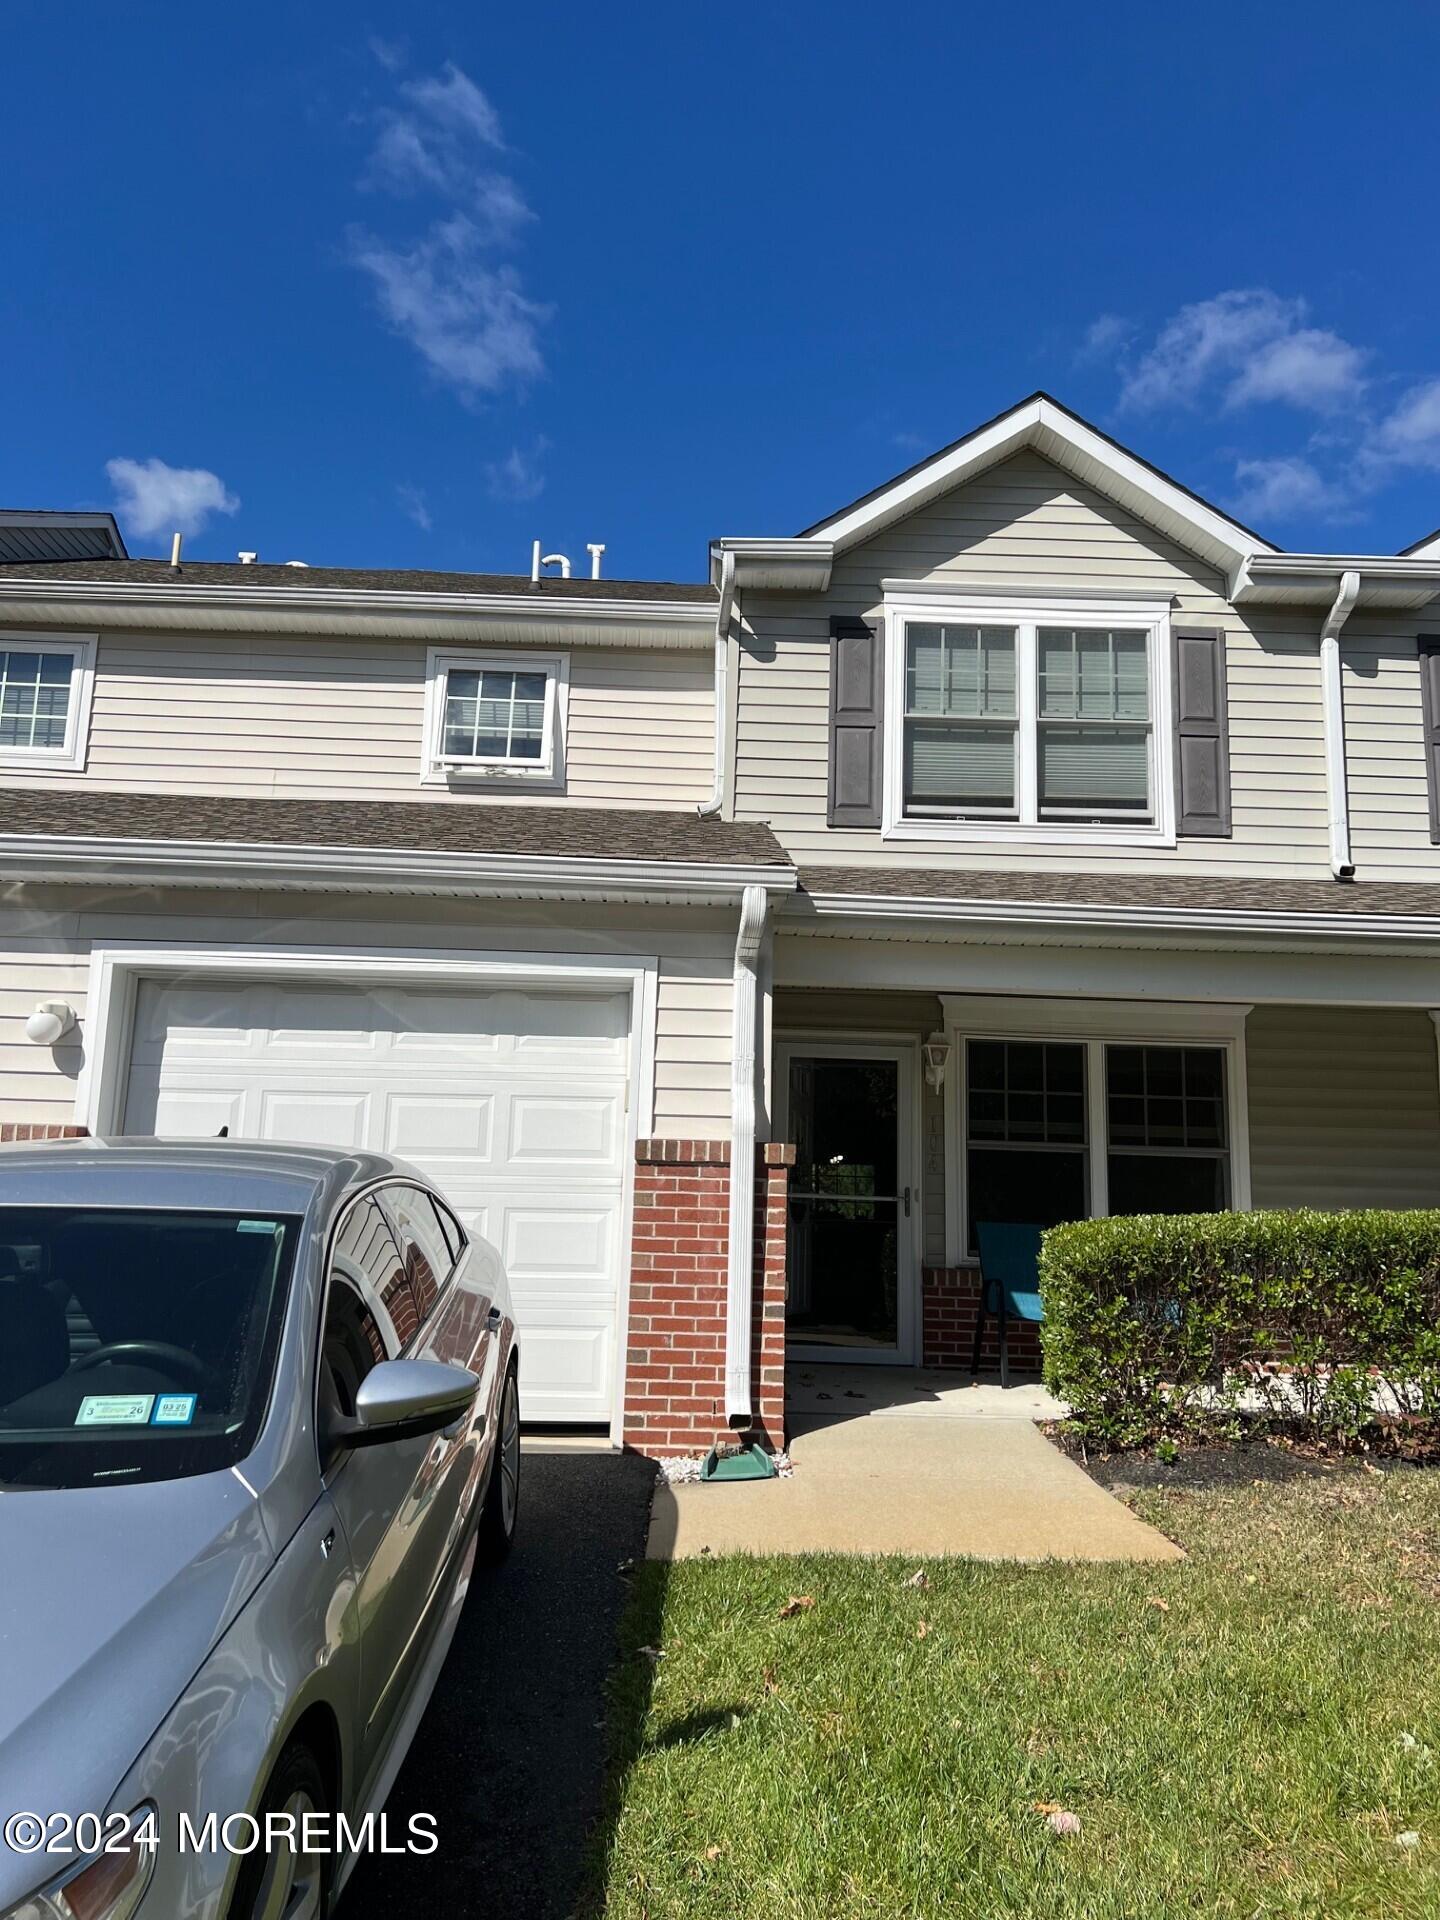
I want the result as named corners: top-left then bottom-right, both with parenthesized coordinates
top-left (1172, 628), bottom-right (1232, 838)
top-left (1418, 636), bottom-right (1440, 843)
top-left (827, 615), bottom-right (883, 828)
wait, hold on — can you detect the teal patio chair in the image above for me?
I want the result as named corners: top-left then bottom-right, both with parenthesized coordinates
top-left (972, 1221), bottom-right (1046, 1389)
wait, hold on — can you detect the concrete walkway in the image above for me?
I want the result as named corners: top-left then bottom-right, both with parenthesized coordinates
top-left (648, 1371), bottom-right (1181, 1564)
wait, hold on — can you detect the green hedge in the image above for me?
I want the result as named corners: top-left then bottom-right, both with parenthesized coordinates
top-left (1038, 1208), bottom-right (1440, 1450)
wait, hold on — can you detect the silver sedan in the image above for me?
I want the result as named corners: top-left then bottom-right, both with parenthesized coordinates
top-left (0, 1139), bottom-right (520, 1919)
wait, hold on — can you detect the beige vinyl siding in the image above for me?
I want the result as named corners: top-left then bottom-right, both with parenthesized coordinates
top-left (775, 987), bottom-right (946, 1265)
top-left (1246, 1005), bottom-right (1440, 1209)
top-left (735, 450), bottom-right (1335, 878)
top-left (0, 632), bottom-right (713, 810)
top-left (1342, 618), bottom-right (1437, 880)
top-left (0, 892), bottom-right (736, 1140)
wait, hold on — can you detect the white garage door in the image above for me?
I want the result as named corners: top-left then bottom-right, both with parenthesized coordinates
top-left (122, 977), bottom-right (632, 1423)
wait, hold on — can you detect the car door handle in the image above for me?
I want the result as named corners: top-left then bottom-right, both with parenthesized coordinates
top-left (320, 1527), bottom-right (336, 1560)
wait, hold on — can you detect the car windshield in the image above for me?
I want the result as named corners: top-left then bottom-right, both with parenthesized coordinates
top-left (0, 1206), bottom-right (301, 1490)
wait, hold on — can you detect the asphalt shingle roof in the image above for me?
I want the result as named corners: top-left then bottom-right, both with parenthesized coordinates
top-left (797, 865), bottom-right (1440, 919)
top-left (0, 787), bottom-right (787, 866)
top-left (0, 559), bottom-right (716, 601)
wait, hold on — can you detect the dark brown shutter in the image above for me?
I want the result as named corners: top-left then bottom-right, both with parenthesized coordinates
top-left (827, 614), bottom-right (884, 827)
top-left (1173, 628), bottom-right (1232, 838)
top-left (1418, 635), bottom-right (1440, 843)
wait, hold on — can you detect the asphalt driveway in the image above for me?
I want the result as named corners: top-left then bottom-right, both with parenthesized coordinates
top-left (343, 1445), bottom-right (657, 1919)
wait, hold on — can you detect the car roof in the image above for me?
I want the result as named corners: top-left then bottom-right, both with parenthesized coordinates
top-left (0, 1137), bottom-right (428, 1216)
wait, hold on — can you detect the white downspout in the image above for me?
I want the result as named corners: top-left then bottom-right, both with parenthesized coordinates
top-left (697, 549), bottom-right (736, 818)
top-left (724, 882), bottom-right (768, 1426)
top-left (1320, 569), bottom-right (1360, 879)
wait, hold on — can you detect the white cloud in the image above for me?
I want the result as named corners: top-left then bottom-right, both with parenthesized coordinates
top-left (351, 64), bottom-right (547, 401)
top-left (368, 34), bottom-right (407, 73)
top-left (486, 437), bottom-right (550, 503)
top-left (1076, 312), bottom-right (1133, 364)
top-left (350, 215), bottom-right (547, 401)
top-left (396, 482), bottom-right (432, 531)
top-left (1229, 455), bottom-right (1356, 526)
top-left (106, 457), bottom-right (239, 539)
top-left (1116, 289), bottom-right (1367, 415)
top-left (1366, 378), bottom-right (1440, 472)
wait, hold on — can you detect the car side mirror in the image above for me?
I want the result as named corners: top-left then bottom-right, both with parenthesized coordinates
top-left (329, 1358), bottom-right (479, 1450)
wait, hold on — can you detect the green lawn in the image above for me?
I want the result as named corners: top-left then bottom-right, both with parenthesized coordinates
top-left (587, 1462), bottom-right (1440, 1919)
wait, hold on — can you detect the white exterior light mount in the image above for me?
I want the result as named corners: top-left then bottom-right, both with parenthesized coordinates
top-left (922, 1031), bottom-right (953, 1091)
top-left (25, 1000), bottom-right (76, 1047)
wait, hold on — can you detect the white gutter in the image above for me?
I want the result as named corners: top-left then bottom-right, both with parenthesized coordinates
top-left (1320, 569), bottom-right (1361, 880)
top-left (724, 883), bottom-right (769, 1427)
top-left (792, 888), bottom-right (1440, 944)
top-left (698, 549), bottom-right (735, 818)
top-left (0, 833), bottom-right (797, 904)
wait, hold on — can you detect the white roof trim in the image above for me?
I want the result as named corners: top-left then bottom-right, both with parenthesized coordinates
top-left (792, 886), bottom-right (1440, 946)
top-left (0, 833), bottom-right (797, 904)
top-left (798, 394), bottom-right (1279, 581)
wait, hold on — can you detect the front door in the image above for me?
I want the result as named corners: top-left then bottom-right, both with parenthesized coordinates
top-left (777, 1043), bottom-right (917, 1364)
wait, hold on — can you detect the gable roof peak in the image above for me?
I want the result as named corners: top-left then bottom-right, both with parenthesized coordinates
top-left (797, 391), bottom-right (1279, 583)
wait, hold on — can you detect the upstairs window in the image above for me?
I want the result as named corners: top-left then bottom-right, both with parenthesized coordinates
top-left (885, 597), bottom-right (1171, 842)
top-left (422, 647), bottom-right (567, 787)
top-left (0, 635), bottom-right (96, 771)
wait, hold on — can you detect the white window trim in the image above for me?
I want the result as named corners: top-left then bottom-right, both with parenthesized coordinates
top-left (939, 993), bottom-right (1252, 1267)
top-left (880, 592), bottom-right (1175, 846)
top-left (0, 631), bottom-right (97, 773)
top-left (420, 645), bottom-right (569, 791)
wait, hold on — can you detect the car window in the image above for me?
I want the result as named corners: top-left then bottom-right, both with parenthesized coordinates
top-left (382, 1184), bottom-right (455, 1324)
top-left (0, 1206), bottom-right (300, 1491)
top-left (326, 1196), bottom-right (415, 1352)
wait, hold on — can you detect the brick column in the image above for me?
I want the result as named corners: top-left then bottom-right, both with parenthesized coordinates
top-left (0, 1124), bottom-right (89, 1142)
top-left (624, 1138), bottom-right (792, 1457)
top-left (922, 1266), bottom-right (1043, 1372)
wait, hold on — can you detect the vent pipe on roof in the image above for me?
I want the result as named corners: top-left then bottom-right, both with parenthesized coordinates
top-left (169, 533), bottom-right (183, 568)
top-left (587, 543), bottom-right (605, 580)
top-left (238, 551), bottom-right (257, 565)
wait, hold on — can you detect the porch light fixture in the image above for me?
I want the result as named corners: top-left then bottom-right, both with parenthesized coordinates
top-left (25, 1000), bottom-right (76, 1047)
top-left (922, 1031), bottom-right (953, 1091)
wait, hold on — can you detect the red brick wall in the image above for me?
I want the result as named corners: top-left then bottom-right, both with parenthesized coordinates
top-left (624, 1139), bottom-right (792, 1457)
top-left (0, 1124), bottom-right (89, 1143)
top-left (922, 1266), bottom-right (1043, 1372)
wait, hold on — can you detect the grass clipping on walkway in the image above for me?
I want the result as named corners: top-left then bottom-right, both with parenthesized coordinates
top-left (588, 1466), bottom-right (1440, 1918)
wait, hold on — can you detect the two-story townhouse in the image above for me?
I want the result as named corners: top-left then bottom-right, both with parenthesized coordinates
top-left (3, 393), bottom-right (1440, 1456)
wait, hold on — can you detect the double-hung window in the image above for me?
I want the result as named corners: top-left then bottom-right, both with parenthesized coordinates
top-left (949, 999), bottom-right (1247, 1261)
top-left (886, 596), bottom-right (1171, 840)
top-left (422, 647), bottom-right (567, 788)
top-left (0, 634), bottom-right (96, 771)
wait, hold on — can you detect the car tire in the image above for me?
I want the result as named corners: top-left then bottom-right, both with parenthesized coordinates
top-left (226, 1739), bottom-right (331, 1920)
top-left (478, 1362), bottom-right (520, 1563)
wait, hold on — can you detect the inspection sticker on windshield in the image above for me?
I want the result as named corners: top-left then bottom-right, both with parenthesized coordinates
top-left (237, 1219), bottom-right (279, 1235)
top-left (74, 1393), bottom-right (154, 1427)
top-left (152, 1393), bottom-right (198, 1426)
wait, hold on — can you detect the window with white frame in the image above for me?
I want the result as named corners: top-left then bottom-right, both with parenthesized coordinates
top-left (887, 596), bottom-right (1171, 839)
top-left (961, 1036), bottom-right (1232, 1257)
top-left (421, 647), bottom-right (567, 786)
top-left (0, 635), bottom-right (96, 771)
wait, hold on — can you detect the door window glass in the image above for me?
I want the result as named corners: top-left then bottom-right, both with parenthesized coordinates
top-left (382, 1185), bottom-right (455, 1324)
top-left (328, 1196), bottom-right (414, 1352)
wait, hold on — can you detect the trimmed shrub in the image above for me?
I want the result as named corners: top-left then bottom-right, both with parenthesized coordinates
top-left (1039, 1208), bottom-right (1440, 1449)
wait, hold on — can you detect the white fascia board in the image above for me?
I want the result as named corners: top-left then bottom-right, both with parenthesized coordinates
top-left (0, 834), bottom-right (798, 904)
top-left (790, 888), bottom-right (1440, 946)
top-left (0, 577), bottom-right (716, 640)
top-left (799, 397), bottom-right (1274, 576)
top-left (1238, 554), bottom-right (1440, 611)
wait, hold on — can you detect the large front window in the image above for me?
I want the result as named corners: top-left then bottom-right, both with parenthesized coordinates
top-left (889, 598), bottom-right (1169, 838)
top-left (963, 1037), bottom-right (1231, 1255)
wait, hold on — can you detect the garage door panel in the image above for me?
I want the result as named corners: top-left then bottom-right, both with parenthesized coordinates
top-left (124, 977), bottom-right (631, 1425)
top-left (507, 1091), bottom-right (620, 1165)
top-left (258, 1088), bottom-right (372, 1147)
top-left (382, 1092), bottom-right (495, 1160)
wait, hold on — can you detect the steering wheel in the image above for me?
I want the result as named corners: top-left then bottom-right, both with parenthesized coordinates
top-left (73, 1341), bottom-right (210, 1391)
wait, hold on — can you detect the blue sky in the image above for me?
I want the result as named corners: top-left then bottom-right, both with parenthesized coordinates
top-left (3, 3), bottom-right (1437, 577)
